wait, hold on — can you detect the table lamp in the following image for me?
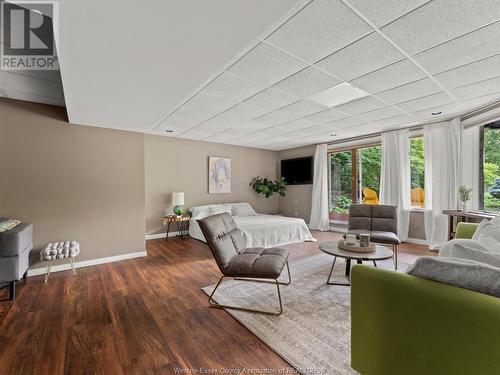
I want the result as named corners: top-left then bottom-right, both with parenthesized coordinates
top-left (172, 192), bottom-right (184, 216)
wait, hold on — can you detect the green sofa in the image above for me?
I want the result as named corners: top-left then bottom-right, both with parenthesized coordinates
top-left (351, 222), bottom-right (500, 375)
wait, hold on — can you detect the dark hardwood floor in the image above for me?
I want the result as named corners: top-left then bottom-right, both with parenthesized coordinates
top-left (0, 232), bottom-right (434, 374)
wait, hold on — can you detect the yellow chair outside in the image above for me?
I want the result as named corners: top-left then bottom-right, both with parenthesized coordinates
top-left (411, 187), bottom-right (424, 207)
top-left (362, 187), bottom-right (379, 205)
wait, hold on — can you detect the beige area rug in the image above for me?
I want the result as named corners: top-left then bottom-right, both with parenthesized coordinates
top-left (202, 254), bottom-right (409, 375)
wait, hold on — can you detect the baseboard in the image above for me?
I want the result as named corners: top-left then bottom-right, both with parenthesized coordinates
top-left (27, 250), bottom-right (148, 277)
top-left (145, 231), bottom-right (179, 240)
top-left (406, 237), bottom-right (428, 246)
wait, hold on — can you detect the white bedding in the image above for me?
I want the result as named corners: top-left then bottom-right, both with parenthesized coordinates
top-left (189, 213), bottom-right (315, 248)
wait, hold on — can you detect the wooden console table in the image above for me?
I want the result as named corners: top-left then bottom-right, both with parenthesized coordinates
top-left (443, 210), bottom-right (497, 240)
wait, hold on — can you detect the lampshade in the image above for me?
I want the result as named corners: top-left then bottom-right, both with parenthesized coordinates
top-left (172, 192), bottom-right (184, 206)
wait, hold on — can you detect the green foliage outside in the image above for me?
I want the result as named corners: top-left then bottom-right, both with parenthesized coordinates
top-left (410, 138), bottom-right (425, 189)
top-left (360, 146), bottom-right (381, 193)
top-left (483, 128), bottom-right (500, 212)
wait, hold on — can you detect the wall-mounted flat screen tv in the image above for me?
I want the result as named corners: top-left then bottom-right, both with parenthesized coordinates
top-left (281, 156), bottom-right (313, 185)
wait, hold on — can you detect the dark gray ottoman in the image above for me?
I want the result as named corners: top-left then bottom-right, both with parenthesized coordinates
top-left (0, 218), bottom-right (33, 300)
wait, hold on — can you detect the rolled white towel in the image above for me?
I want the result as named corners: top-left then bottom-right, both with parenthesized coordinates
top-left (52, 242), bottom-right (59, 250)
top-left (70, 241), bottom-right (77, 246)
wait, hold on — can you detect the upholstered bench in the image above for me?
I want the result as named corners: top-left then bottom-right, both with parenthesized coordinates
top-left (0, 218), bottom-right (33, 300)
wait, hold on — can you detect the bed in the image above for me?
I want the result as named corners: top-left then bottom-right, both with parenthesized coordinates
top-left (189, 202), bottom-right (315, 248)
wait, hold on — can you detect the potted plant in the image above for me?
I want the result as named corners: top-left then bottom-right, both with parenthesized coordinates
top-left (250, 176), bottom-right (287, 198)
top-left (458, 185), bottom-right (473, 213)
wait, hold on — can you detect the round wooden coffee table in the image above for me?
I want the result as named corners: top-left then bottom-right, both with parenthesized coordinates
top-left (319, 241), bottom-right (393, 286)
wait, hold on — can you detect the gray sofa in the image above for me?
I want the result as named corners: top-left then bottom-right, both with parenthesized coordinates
top-left (0, 218), bottom-right (33, 300)
top-left (345, 204), bottom-right (401, 268)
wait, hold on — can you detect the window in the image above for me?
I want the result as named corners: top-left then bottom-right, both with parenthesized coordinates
top-left (329, 145), bottom-right (381, 223)
top-left (410, 137), bottom-right (425, 208)
top-left (481, 123), bottom-right (500, 212)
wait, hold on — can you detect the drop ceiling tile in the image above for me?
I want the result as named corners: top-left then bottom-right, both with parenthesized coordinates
top-left (381, 0), bottom-right (500, 54)
top-left (271, 66), bottom-right (342, 97)
top-left (304, 108), bottom-right (346, 123)
top-left (376, 78), bottom-right (442, 104)
top-left (204, 128), bottom-right (252, 142)
top-left (413, 22), bottom-right (500, 75)
top-left (316, 33), bottom-right (404, 81)
top-left (326, 116), bottom-right (366, 129)
top-left (202, 72), bottom-right (267, 104)
top-left (273, 100), bottom-right (326, 119)
top-left (434, 54), bottom-right (500, 89)
top-left (372, 114), bottom-right (417, 127)
top-left (253, 111), bottom-right (296, 126)
top-left (275, 118), bottom-right (319, 131)
top-left (396, 92), bottom-right (455, 113)
top-left (230, 120), bottom-right (270, 130)
top-left (357, 106), bottom-right (407, 122)
top-left (333, 95), bottom-right (386, 115)
top-left (177, 127), bottom-right (214, 141)
top-left (243, 88), bottom-right (298, 114)
top-left (351, 59), bottom-right (427, 93)
top-left (345, 0), bottom-right (431, 27)
top-left (451, 76), bottom-right (500, 101)
top-left (460, 93), bottom-right (500, 111)
top-left (174, 92), bottom-right (231, 122)
top-left (266, 0), bottom-right (373, 63)
top-left (410, 102), bottom-right (465, 121)
top-left (228, 43), bottom-right (307, 86)
top-left (0, 71), bottom-right (64, 100)
top-left (303, 124), bottom-right (337, 134)
top-left (2, 90), bottom-right (65, 107)
top-left (155, 115), bottom-right (199, 132)
top-left (223, 102), bottom-right (269, 120)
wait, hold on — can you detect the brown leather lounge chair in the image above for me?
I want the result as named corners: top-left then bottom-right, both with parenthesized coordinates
top-left (198, 213), bottom-right (291, 315)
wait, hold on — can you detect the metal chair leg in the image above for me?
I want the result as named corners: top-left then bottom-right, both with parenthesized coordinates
top-left (393, 244), bottom-right (398, 270)
top-left (208, 276), bottom-right (284, 316)
top-left (44, 260), bottom-right (53, 283)
top-left (70, 257), bottom-right (77, 275)
top-left (9, 281), bottom-right (15, 301)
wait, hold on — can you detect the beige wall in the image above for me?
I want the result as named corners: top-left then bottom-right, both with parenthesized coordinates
top-left (0, 99), bottom-right (146, 265)
top-left (145, 135), bottom-right (279, 235)
top-left (278, 145), bottom-right (315, 221)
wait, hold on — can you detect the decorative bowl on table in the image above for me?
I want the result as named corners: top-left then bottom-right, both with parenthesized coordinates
top-left (338, 240), bottom-right (375, 253)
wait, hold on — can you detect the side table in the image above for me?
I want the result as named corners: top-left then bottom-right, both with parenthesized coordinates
top-left (163, 215), bottom-right (190, 241)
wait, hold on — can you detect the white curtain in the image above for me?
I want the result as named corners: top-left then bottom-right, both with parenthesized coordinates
top-left (424, 118), bottom-right (462, 250)
top-left (380, 129), bottom-right (410, 241)
top-left (461, 125), bottom-right (480, 211)
top-left (309, 144), bottom-right (330, 231)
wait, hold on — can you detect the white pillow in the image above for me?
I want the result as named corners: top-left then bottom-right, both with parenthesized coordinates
top-left (478, 234), bottom-right (500, 255)
top-left (231, 202), bottom-right (257, 217)
top-left (472, 218), bottom-right (500, 243)
top-left (440, 243), bottom-right (500, 268)
top-left (208, 205), bottom-right (232, 216)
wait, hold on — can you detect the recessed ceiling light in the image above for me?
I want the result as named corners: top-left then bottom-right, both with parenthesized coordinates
top-left (309, 83), bottom-right (369, 108)
top-left (165, 129), bottom-right (174, 133)
top-left (330, 134), bottom-right (336, 137)
top-left (431, 111), bottom-right (442, 116)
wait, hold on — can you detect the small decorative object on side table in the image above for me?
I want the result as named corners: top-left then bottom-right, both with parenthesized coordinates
top-left (163, 215), bottom-right (190, 241)
top-left (40, 241), bottom-right (80, 283)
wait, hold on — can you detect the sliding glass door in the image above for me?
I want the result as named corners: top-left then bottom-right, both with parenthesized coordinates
top-left (481, 123), bottom-right (500, 212)
top-left (329, 145), bottom-right (381, 224)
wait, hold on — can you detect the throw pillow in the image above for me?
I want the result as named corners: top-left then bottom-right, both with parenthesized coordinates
top-left (231, 202), bottom-right (257, 217)
top-left (442, 243), bottom-right (500, 268)
top-left (407, 256), bottom-right (500, 298)
top-left (472, 218), bottom-right (500, 243)
top-left (478, 234), bottom-right (500, 254)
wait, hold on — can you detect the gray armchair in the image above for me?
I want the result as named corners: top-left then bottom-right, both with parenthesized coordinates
top-left (0, 219), bottom-right (33, 300)
top-left (345, 205), bottom-right (401, 269)
top-left (198, 213), bottom-right (290, 315)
